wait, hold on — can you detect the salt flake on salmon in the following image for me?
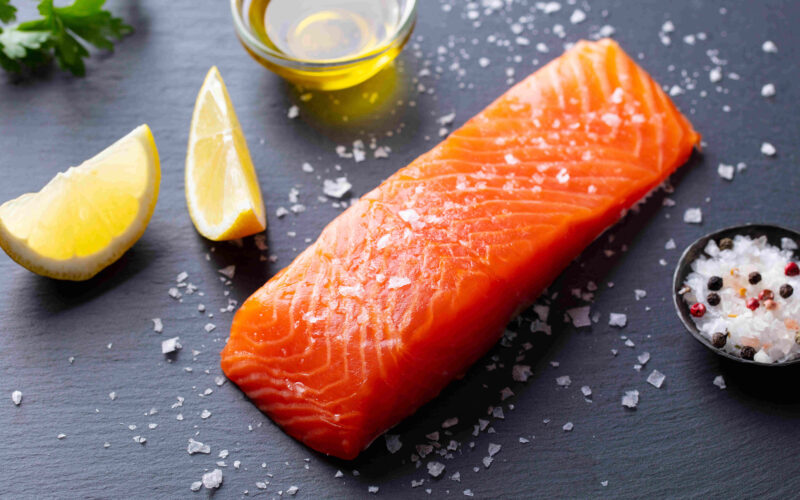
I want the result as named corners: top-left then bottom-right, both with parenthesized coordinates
top-left (220, 39), bottom-right (700, 459)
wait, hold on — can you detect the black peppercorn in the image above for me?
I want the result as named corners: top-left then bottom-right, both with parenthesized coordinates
top-left (748, 272), bottom-right (762, 285)
top-left (711, 332), bottom-right (727, 348)
top-left (780, 284), bottom-right (794, 299)
top-left (707, 276), bottom-right (723, 291)
top-left (740, 346), bottom-right (756, 360)
top-left (719, 238), bottom-right (734, 251)
top-left (706, 292), bottom-right (721, 306)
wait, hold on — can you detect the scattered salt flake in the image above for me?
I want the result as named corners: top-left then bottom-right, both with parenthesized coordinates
top-left (152, 318), bottom-right (163, 333)
top-left (323, 177), bottom-right (352, 198)
top-left (634, 289), bottom-right (647, 301)
top-left (761, 83), bottom-right (775, 97)
top-left (716, 163), bottom-right (735, 181)
top-left (625, 339), bottom-right (635, 348)
top-left (338, 284), bottom-right (364, 297)
top-left (761, 142), bottom-right (776, 156)
top-left (161, 337), bottom-right (181, 354)
top-left (286, 486), bottom-right (299, 495)
top-left (133, 436), bottom-right (146, 444)
top-left (647, 370), bottom-right (666, 388)
top-left (487, 443), bottom-right (501, 457)
top-left (385, 434), bottom-right (402, 454)
top-left (190, 481), bottom-right (202, 492)
top-left (713, 375), bottom-right (726, 390)
top-left (621, 390), bottom-right (639, 409)
top-left (218, 265), bottom-right (236, 279)
top-left (442, 417), bottom-right (459, 429)
top-left (519, 437), bottom-right (530, 444)
top-left (709, 67), bottom-right (722, 83)
top-left (427, 461), bottom-right (446, 477)
top-left (202, 469), bottom-right (223, 490)
top-left (555, 168), bottom-right (570, 184)
top-left (301, 162), bottom-right (314, 172)
top-left (11, 390), bottom-right (22, 406)
top-left (287, 106), bottom-right (299, 119)
top-left (109, 391), bottom-right (116, 401)
top-left (580, 386), bottom-right (592, 397)
top-left (204, 323), bottom-right (216, 333)
top-left (276, 207), bottom-right (289, 218)
top-left (504, 153), bottom-right (520, 165)
top-left (568, 8), bottom-right (585, 24)
top-left (492, 406), bottom-right (504, 419)
top-left (609, 313), bottom-right (627, 327)
top-left (562, 422), bottom-right (574, 432)
top-left (601, 480), bottom-right (608, 487)
top-left (168, 287), bottom-right (181, 299)
top-left (500, 387), bottom-right (514, 401)
top-left (536, 42), bottom-right (548, 53)
top-left (335, 470), bottom-right (344, 478)
top-left (762, 40), bottom-right (777, 53)
top-left (566, 306), bottom-right (591, 327)
top-left (665, 239), bottom-right (676, 250)
top-left (187, 438), bottom-right (210, 455)
top-left (425, 431), bottom-right (439, 441)
top-left (388, 276), bottom-right (412, 289)
top-left (683, 208), bottom-right (702, 224)
top-left (661, 20), bottom-right (674, 32)
top-left (482, 456), bottom-right (493, 469)
top-left (637, 352), bottom-right (650, 365)
top-left (450, 472), bottom-right (461, 482)
top-left (368, 486), bottom-right (379, 494)
top-left (464, 490), bottom-right (474, 497)
top-left (201, 409), bottom-right (212, 419)
top-left (438, 112), bottom-right (456, 126)
top-left (556, 375), bottom-right (571, 387)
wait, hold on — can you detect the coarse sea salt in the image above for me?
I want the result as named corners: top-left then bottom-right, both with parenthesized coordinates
top-left (323, 177), bottom-right (352, 198)
top-left (682, 235), bottom-right (800, 363)
top-left (761, 142), bottom-right (776, 156)
top-left (683, 208), bottom-right (702, 224)
top-left (567, 306), bottom-right (591, 327)
top-left (621, 390), bottom-right (639, 409)
top-left (713, 375), bottom-right (726, 389)
top-left (609, 313), bottom-right (627, 327)
top-left (717, 164), bottom-right (735, 181)
top-left (647, 370), bottom-right (666, 388)
top-left (11, 390), bottom-right (22, 406)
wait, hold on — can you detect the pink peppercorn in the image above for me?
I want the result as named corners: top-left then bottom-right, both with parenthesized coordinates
top-left (764, 299), bottom-right (777, 310)
top-left (786, 262), bottom-right (800, 276)
top-left (746, 298), bottom-right (760, 310)
top-left (690, 303), bottom-right (706, 317)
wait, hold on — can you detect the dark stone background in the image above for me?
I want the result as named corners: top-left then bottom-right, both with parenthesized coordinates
top-left (1, 0), bottom-right (798, 498)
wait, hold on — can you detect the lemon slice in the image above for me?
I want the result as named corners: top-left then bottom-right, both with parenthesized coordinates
top-left (0, 125), bottom-right (160, 281)
top-left (186, 67), bottom-right (266, 241)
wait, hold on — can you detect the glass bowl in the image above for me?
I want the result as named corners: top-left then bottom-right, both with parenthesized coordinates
top-left (230, 0), bottom-right (418, 91)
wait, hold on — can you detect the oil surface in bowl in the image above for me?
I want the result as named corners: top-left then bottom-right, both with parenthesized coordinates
top-left (247, 0), bottom-right (401, 61)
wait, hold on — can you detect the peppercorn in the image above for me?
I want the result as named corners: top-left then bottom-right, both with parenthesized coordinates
top-left (706, 292), bottom-right (721, 306)
top-left (707, 276), bottom-right (723, 291)
top-left (764, 299), bottom-right (777, 310)
top-left (786, 262), bottom-right (800, 277)
top-left (746, 298), bottom-right (759, 310)
top-left (796, 333), bottom-right (800, 346)
top-left (748, 272), bottom-right (762, 285)
top-left (780, 284), bottom-right (794, 298)
top-left (740, 346), bottom-right (756, 360)
top-left (719, 238), bottom-right (734, 250)
top-left (758, 289), bottom-right (774, 301)
top-left (711, 332), bottom-right (727, 348)
top-left (690, 303), bottom-right (706, 317)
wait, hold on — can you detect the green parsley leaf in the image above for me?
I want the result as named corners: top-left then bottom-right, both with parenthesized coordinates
top-left (0, 0), bottom-right (16, 24)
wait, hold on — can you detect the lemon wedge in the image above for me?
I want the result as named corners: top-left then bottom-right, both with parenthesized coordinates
top-left (185, 67), bottom-right (266, 241)
top-left (0, 125), bottom-right (160, 281)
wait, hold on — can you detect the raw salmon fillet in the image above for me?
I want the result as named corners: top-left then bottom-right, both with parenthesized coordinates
top-left (221, 39), bottom-right (700, 459)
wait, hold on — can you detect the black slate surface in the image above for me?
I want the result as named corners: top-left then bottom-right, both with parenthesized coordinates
top-left (1, 0), bottom-right (799, 498)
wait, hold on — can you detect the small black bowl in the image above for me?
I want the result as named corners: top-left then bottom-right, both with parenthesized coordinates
top-left (673, 223), bottom-right (800, 366)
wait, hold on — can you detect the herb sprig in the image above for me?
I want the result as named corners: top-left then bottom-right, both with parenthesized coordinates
top-left (0, 0), bottom-right (131, 76)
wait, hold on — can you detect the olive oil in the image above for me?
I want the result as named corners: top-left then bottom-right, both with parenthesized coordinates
top-left (237, 0), bottom-right (415, 90)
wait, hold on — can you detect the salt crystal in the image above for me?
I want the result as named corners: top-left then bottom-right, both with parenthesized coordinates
top-left (647, 370), bottom-right (666, 388)
top-left (563, 422), bottom-right (574, 431)
top-left (338, 284), bottom-right (364, 297)
top-left (625, 339), bottom-right (635, 348)
top-left (556, 375), bottom-right (571, 387)
top-left (621, 390), bottom-right (639, 409)
top-left (427, 461), bottom-right (446, 477)
top-left (286, 486), bottom-right (299, 495)
top-left (510, 364), bottom-right (532, 383)
top-left (569, 9), bottom-right (586, 24)
top-left (152, 318), bottom-right (163, 333)
top-left (634, 289), bottom-right (647, 300)
top-left (133, 436), bottom-right (146, 444)
top-left (161, 337), bottom-right (181, 354)
top-left (556, 168), bottom-right (570, 184)
top-left (201, 409), bottom-right (212, 419)
top-left (482, 456), bottom-right (493, 468)
top-left (661, 20), bottom-right (674, 32)
top-left (536, 42), bottom-right (549, 53)
top-left (488, 443), bottom-right (502, 457)
top-left (683, 208), bottom-right (702, 224)
top-left (609, 313), bottom-right (627, 327)
top-left (11, 390), bottom-right (22, 406)
top-left (388, 276), bottom-right (412, 289)
top-left (187, 438), bottom-right (210, 455)
top-left (464, 490), bottom-right (474, 497)
top-left (581, 385), bottom-right (592, 397)
top-left (438, 112), bottom-right (456, 126)
top-left (781, 237), bottom-right (798, 250)
top-left (500, 387), bottom-right (514, 401)
top-left (302, 162), bottom-right (314, 172)
top-left (168, 288), bottom-right (181, 299)
top-left (761, 142), bottom-right (776, 156)
top-left (109, 391), bottom-right (116, 401)
top-left (442, 417), bottom-right (459, 428)
top-left (204, 323), bottom-right (216, 333)
top-left (567, 306), bottom-right (591, 327)
top-left (385, 434), bottom-right (403, 454)
top-left (276, 207), bottom-right (289, 218)
top-left (709, 67), bottom-right (722, 83)
top-left (762, 40), bottom-right (778, 53)
top-left (323, 177), bottom-right (352, 198)
top-left (368, 486), bottom-right (379, 494)
top-left (190, 481), bottom-right (202, 492)
top-left (504, 153), bottom-right (520, 165)
top-left (717, 164), bottom-right (735, 181)
top-left (287, 106), bottom-right (299, 119)
top-left (637, 352), bottom-right (650, 365)
top-left (450, 472), bottom-right (461, 482)
top-left (761, 83), bottom-right (775, 97)
top-left (713, 375), bottom-right (727, 389)
top-left (478, 57), bottom-right (490, 68)
top-left (492, 406), bottom-right (504, 419)
top-left (335, 470), bottom-right (344, 478)
top-left (218, 265), bottom-right (236, 279)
